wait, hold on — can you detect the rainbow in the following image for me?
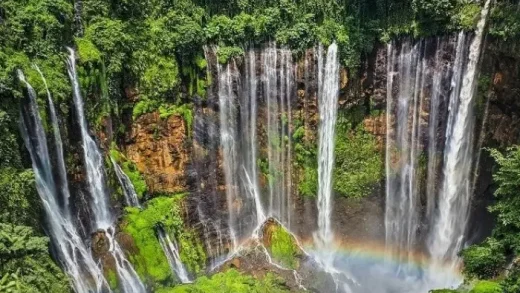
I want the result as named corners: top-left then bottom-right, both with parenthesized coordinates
top-left (297, 237), bottom-right (463, 292)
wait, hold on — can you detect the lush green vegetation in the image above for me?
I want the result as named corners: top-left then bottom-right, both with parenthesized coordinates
top-left (0, 223), bottom-right (70, 292)
top-left (292, 119), bottom-right (319, 197)
top-left (122, 195), bottom-right (206, 285)
top-left (157, 269), bottom-right (290, 293)
top-left (333, 123), bottom-right (383, 198)
top-left (460, 146), bottom-right (520, 291)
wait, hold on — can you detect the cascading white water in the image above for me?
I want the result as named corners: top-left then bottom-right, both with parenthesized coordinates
top-left (111, 157), bottom-right (141, 207)
top-left (262, 45), bottom-right (294, 226)
top-left (157, 227), bottom-right (191, 283)
top-left (428, 0), bottom-right (492, 267)
top-left (384, 40), bottom-right (427, 267)
top-left (242, 49), bottom-right (266, 225)
top-left (66, 48), bottom-right (146, 293)
top-left (18, 70), bottom-right (108, 293)
top-left (315, 43), bottom-right (340, 247)
top-left (425, 38), bottom-right (451, 223)
top-left (218, 59), bottom-right (241, 249)
top-left (34, 65), bottom-right (72, 218)
top-left (66, 48), bottom-right (112, 229)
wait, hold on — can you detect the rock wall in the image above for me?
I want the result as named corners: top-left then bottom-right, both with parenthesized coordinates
top-left (124, 112), bottom-right (189, 194)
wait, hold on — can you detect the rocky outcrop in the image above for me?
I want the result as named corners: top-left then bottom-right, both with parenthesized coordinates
top-left (124, 112), bottom-right (189, 194)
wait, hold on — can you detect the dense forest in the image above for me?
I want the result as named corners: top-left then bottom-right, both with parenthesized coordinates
top-left (1, 0), bottom-right (520, 292)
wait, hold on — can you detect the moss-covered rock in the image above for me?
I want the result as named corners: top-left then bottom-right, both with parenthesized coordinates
top-left (261, 218), bottom-right (303, 269)
top-left (121, 195), bottom-right (206, 285)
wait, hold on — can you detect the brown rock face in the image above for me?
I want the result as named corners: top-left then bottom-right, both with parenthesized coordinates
top-left (363, 114), bottom-right (387, 148)
top-left (125, 112), bottom-right (188, 194)
top-left (92, 230), bottom-right (110, 258)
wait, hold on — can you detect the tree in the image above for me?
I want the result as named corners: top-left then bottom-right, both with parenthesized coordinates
top-left (0, 223), bottom-right (70, 292)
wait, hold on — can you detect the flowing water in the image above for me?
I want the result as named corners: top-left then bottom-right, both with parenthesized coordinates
top-left (217, 58), bottom-right (243, 249)
top-left (315, 43), bottom-right (340, 248)
top-left (381, 0), bottom-right (491, 290)
top-left (262, 44), bottom-right (294, 226)
top-left (242, 49), bottom-right (266, 225)
top-left (385, 39), bottom-right (429, 268)
top-left (111, 157), bottom-right (141, 207)
top-left (18, 70), bottom-right (108, 293)
top-left (428, 0), bottom-right (492, 268)
top-left (214, 45), bottom-right (296, 251)
top-left (157, 227), bottom-right (191, 283)
top-left (67, 48), bottom-right (146, 293)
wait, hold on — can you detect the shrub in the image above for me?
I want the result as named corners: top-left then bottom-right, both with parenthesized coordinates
top-left (333, 125), bottom-right (383, 198)
top-left (461, 238), bottom-right (506, 279)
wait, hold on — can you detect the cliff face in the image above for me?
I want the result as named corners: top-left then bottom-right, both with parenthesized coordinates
top-left (124, 112), bottom-right (189, 194)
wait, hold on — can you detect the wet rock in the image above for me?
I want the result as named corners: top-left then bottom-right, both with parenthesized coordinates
top-left (92, 230), bottom-right (110, 258)
top-left (125, 112), bottom-right (188, 194)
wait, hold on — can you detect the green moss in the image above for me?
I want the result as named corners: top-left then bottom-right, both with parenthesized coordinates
top-left (196, 78), bottom-right (207, 97)
top-left (267, 225), bottom-right (300, 269)
top-left (123, 199), bottom-right (178, 283)
top-left (133, 98), bottom-right (159, 119)
top-left (122, 195), bottom-right (206, 284)
top-left (106, 269), bottom-right (118, 290)
top-left (333, 124), bottom-right (383, 198)
top-left (469, 281), bottom-right (502, 293)
top-left (298, 166), bottom-right (318, 198)
top-left (178, 229), bottom-right (206, 274)
top-left (158, 103), bottom-right (193, 133)
top-left (194, 55), bottom-right (207, 70)
top-left (292, 121), bottom-right (319, 198)
top-left (156, 269), bottom-right (289, 293)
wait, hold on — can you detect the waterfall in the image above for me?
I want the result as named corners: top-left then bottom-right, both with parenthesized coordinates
top-left (425, 38), bottom-right (451, 224)
top-left (242, 49), bottom-right (266, 225)
top-left (210, 44), bottom-right (296, 254)
top-left (66, 48), bottom-right (146, 293)
top-left (111, 157), bottom-right (141, 207)
top-left (66, 48), bottom-right (112, 229)
top-left (262, 44), bottom-right (294, 226)
top-left (315, 43), bottom-right (340, 247)
top-left (384, 40), bottom-right (427, 267)
top-left (34, 65), bottom-right (71, 217)
top-left (218, 59), bottom-right (241, 249)
top-left (428, 0), bottom-right (492, 266)
top-left (18, 70), bottom-right (108, 293)
top-left (157, 227), bottom-right (191, 283)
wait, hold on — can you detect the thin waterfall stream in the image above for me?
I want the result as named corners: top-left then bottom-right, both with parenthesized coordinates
top-left (315, 42), bottom-right (340, 249)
